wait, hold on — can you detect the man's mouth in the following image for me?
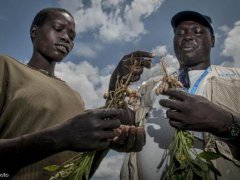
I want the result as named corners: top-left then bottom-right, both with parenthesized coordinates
top-left (182, 46), bottom-right (195, 52)
top-left (181, 43), bottom-right (196, 52)
top-left (55, 43), bottom-right (69, 54)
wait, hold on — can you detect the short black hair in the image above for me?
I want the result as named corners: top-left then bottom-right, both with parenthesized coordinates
top-left (31, 7), bottom-right (74, 27)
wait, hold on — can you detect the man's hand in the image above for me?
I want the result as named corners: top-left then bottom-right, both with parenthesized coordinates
top-left (118, 102), bottom-right (135, 125)
top-left (104, 50), bottom-right (151, 152)
top-left (57, 108), bottom-right (122, 152)
top-left (159, 89), bottom-right (232, 136)
top-left (110, 125), bottom-right (146, 152)
top-left (109, 104), bottom-right (145, 152)
top-left (109, 50), bottom-right (153, 91)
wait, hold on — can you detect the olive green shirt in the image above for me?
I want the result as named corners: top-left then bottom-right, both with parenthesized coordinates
top-left (0, 55), bottom-right (85, 179)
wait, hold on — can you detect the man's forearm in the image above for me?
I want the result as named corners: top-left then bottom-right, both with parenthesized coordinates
top-left (0, 124), bottom-right (65, 175)
top-left (108, 70), bottom-right (118, 92)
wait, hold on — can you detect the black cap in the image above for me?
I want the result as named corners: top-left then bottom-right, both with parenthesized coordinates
top-left (171, 11), bottom-right (214, 34)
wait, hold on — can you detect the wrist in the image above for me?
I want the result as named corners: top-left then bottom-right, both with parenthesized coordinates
top-left (217, 113), bottom-right (240, 140)
top-left (108, 73), bottom-right (118, 92)
top-left (51, 124), bottom-right (69, 151)
top-left (228, 113), bottom-right (240, 138)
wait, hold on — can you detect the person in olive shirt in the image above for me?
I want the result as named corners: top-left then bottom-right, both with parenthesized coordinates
top-left (0, 8), bottom-right (146, 179)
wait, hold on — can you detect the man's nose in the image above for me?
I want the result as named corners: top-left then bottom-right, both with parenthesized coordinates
top-left (60, 32), bottom-right (70, 43)
top-left (183, 32), bottom-right (194, 41)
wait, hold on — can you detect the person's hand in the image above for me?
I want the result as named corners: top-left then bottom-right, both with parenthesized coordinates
top-left (108, 104), bottom-right (145, 152)
top-left (56, 108), bottom-right (122, 152)
top-left (109, 50), bottom-right (153, 91)
top-left (110, 125), bottom-right (146, 152)
top-left (159, 89), bottom-right (232, 136)
top-left (118, 102), bottom-right (135, 125)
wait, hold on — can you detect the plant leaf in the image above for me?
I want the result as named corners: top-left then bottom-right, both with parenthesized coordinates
top-left (43, 165), bottom-right (59, 172)
top-left (199, 151), bottom-right (222, 161)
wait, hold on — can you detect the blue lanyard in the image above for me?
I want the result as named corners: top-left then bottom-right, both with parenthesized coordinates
top-left (189, 67), bottom-right (211, 95)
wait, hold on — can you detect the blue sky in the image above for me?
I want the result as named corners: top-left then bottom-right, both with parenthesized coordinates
top-left (1, 0), bottom-right (240, 179)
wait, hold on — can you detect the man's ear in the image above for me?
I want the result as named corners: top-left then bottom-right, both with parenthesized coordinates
top-left (30, 25), bottom-right (38, 40)
top-left (211, 35), bottom-right (215, 47)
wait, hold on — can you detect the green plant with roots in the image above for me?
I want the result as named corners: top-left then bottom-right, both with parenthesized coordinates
top-left (44, 55), bottom-right (151, 180)
top-left (155, 58), bottom-right (221, 180)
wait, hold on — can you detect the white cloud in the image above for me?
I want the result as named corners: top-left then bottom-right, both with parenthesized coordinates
top-left (151, 45), bottom-right (167, 57)
top-left (73, 43), bottom-right (97, 58)
top-left (218, 25), bottom-right (230, 33)
top-left (55, 61), bottom-right (110, 108)
top-left (102, 0), bottom-right (124, 8)
top-left (100, 64), bottom-right (115, 75)
top-left (222, 21), bottom-right (240, 67)
top-left (58, 0), bottom-right (164, 42)
top-left (93, 152), bottom-right (125, 180)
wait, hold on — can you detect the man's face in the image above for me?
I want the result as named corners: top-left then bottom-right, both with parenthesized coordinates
top-left (32, 11), bottom-right (76, 62)
top-left (173, 21), bottom-right (214, 68)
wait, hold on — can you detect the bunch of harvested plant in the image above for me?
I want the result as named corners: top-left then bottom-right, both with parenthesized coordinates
top-left (44, 55), bottom-right (151, 180)
top-left (156, 58), bottom-right (221, 180)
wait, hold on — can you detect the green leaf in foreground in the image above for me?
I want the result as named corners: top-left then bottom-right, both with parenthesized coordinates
top-left (43, 165), bottom-right (59, 172)
top-left (199, 151), bottom-right (222, 161)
